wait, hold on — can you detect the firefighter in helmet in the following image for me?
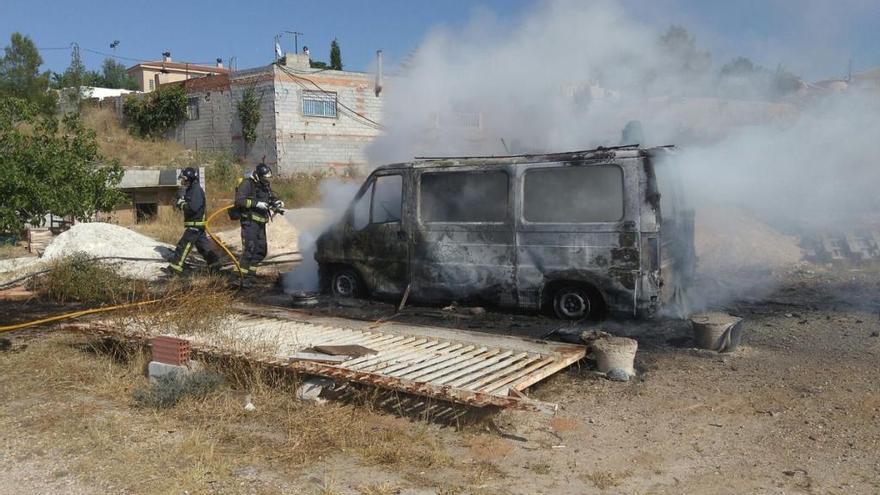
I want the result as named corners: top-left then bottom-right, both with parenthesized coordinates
top-left (234, 163), bottom-right (283, 286)
top-left (165, 167), bottom-right (221, 275)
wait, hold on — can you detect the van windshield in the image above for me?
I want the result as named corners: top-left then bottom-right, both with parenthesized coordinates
top-left (523, 164), bottom-right (624, 223)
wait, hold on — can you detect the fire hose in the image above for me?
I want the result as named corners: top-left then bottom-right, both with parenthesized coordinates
top-left (0, 204), bottom-right (263, 333)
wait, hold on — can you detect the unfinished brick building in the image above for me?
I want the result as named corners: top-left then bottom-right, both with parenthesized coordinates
top-left (170, 53), bottom-right (383, 175)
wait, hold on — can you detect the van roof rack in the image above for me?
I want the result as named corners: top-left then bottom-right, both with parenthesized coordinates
top-left (413, 144), bottom-right (658, 161)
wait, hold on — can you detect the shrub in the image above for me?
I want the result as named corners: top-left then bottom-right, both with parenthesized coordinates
top-left (122, 84), bottom-right (187, 138)
top-left (36, 252), bottom-right (146, 304)
top-left (132, 370), bottom-right (223, 409)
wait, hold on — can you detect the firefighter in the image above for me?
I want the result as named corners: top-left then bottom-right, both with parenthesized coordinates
top-left (165, 167), bottom-right (221, 275)
top-left (234, 163), bottom-right (283, 286)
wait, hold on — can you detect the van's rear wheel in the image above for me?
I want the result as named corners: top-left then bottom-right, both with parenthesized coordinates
top-left (552, 286), bottom-right (594, 321)
top-left (331, 268), bottom-right (362, 298)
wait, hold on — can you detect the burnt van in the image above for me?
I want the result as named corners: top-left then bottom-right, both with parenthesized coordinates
top-left (315, 146), bottom-right (694, 320)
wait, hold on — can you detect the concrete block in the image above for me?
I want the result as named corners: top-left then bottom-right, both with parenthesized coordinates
top-left (148, 361), bottom-right (188, 384)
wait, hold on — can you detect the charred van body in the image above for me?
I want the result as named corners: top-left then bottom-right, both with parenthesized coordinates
top-left (315, 146), bottom-right (695, 320)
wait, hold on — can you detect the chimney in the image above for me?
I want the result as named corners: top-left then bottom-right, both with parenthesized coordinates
top-left (216, 57), bottom-right (223, 68)
top-left (162, 51), bottom-right (172, 63)
top-left (375, 50), bottom-right (384, 97)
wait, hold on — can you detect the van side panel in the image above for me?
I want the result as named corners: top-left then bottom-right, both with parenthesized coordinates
top-left (410, 167), bottom-right (517, 306)
top-left (514, 159), bottom-right (643, 315)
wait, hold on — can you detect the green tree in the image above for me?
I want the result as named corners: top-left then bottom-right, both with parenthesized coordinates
top-left (719, 57), bottom-right (762, 78)
top-left (51, 45), bottom-right (100, 89)
top-left (329, 38), bottom-right (343, 71)
top-left (238, 87), bottom-right (261, 146)
top-left (659, 26), bottom-right (711, 74)
top-left (99, 58), bottom-right (138, 90)
top-left (0, 97), bottom-right (125, 233)
top-left (122, 83), bottom-right (188, 138)
top-left (0, 33), bottom-right (56, 114)
top-left (309, 60), bottom-right (329, 69)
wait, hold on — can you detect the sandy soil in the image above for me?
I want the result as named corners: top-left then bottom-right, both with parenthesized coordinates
top-left (1, 262), bottom-right (879, 494)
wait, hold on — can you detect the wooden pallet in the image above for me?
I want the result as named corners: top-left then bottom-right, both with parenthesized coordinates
top-left (79, 305), bottom-right (586, 413)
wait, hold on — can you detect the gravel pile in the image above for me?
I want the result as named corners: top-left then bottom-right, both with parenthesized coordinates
top-left (0, 223), bottom-right (174, 284)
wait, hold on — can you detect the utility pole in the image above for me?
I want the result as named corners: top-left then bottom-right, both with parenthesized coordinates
top-left (285, 31), bottom-right (303, 53)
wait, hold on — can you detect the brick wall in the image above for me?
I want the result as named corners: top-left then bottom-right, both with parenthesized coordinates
top-left (171, 87), bottom-right (234, 153)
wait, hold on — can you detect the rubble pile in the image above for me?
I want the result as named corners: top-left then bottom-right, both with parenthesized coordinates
top-left (695, 207), bottom-right (803, 274)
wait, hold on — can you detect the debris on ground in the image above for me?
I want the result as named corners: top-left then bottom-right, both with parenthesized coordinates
top-left (295, 376), bottom-right (336, 404)
top-left (695, 207), bottom-right (803, 274)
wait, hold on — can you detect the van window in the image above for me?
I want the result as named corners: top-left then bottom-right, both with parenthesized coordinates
top-left (371, 175), bottom-right (402, 224)
top-left (523, 165), bottom-right (624, 223)
top-left (420, 170), bottom-right (508, 223)
top-left (352, 182), bottom-right (373, 230)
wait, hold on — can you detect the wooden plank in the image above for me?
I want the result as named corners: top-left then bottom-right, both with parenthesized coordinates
top-left (496, 349), bottom-right (585, 393)
top-left (479, 357), bottom-right (556, 394)
top-left (340, 336), bottom-right (416, 366)
top-left (399, 347), bottom-right (493, 381)
top-left (380, 343), bottom-right (469, 376)
top-left (446, 353), bottom-right (531, 388)
top-left (343, 337), bottom-right (427, 368)
top-left (427, 350), bottom-right (514, 385)
top-left (359, 341), bottom-right (453, 373)
top-left (460, 355), bottom-right (544, 391)
top-left (288, 352), bottom-right (350, 364)
top-left (347, 339), bottom-right (440, 371)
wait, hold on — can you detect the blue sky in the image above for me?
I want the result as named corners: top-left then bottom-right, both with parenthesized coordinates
top-left (1, 0), bottom-right (877, 81)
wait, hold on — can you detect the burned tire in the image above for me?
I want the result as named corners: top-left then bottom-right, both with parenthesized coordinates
top-left (552, 285), bottom-right (595, 321)
top-left (330, 268), bottom-right (362, 298)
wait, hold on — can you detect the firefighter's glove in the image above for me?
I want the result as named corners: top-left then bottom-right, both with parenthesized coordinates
top-left (175, 198), bottom-right (186, 210)
top-left (272, 199), bottom-right (284, 209)
top-left (254, 201), bottom-right (269, 211)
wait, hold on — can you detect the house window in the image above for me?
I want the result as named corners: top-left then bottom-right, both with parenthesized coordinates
top-left (148, 79), bottom-right (155, 91)
top-left (302, 90), bottom-right (337, 118)
top-left (187, 97), bottom-right (200, 120)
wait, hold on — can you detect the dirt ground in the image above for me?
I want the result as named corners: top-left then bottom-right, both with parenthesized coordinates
top-left (1, 262), bottom-right (879, 494)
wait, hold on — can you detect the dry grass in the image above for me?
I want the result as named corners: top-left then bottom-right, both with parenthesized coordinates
top-left (0, 331), bottom-right (457, 494)
top-left (127, 206), bottom-right (184, 245)
top-left (83, 107), bottom-right (193, 168)
top-left (356, 482), bottom-right (401, 495)
top-left (579, 470), bottom-right (633, 490)
top-left (0, 242), bottom-right (30, 260)
top-left (33, 252), bottom-right (151, 304)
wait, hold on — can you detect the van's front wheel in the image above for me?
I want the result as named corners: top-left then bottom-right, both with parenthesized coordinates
top-left (552, 286), bottom-right (594, 320)
top-left (331, 268), bottom-right (363, 298)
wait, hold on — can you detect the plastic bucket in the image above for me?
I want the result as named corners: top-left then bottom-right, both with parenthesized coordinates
top-left (690, 312), bottom-right (744, 352)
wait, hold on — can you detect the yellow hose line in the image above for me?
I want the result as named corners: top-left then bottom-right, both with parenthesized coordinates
top-left (0, 205), bottom-right (242, 333)
top-left (0, 298), bottom-right (163, 333)
top-left (204, 205), bottom-right (243, 280)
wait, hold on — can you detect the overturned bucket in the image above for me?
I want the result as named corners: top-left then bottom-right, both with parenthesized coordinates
top-left (591, 336), bottom-right (638, 381)
top-left (690, 312), bottom-right (743, 352)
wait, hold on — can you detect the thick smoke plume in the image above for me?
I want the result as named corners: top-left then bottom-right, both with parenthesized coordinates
top-left (363, 0), bottom-right (879, 308)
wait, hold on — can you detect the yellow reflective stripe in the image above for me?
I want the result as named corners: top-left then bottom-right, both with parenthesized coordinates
top-left (246, 199), bottom-right (253, 208)
top-left (184, 221), bottom-right (206, 226)
top-left (173, 242), bottom-right (193, 269)
top-left (246, 213), bottom-right (268, 222)
top-left (168, 263), bottom-right (184, 272)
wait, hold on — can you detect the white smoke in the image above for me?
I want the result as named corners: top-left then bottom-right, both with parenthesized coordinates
top-left (361, 0), bottom-right (880, 308)
top-left (281, 179), bottom-right (359, 293)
